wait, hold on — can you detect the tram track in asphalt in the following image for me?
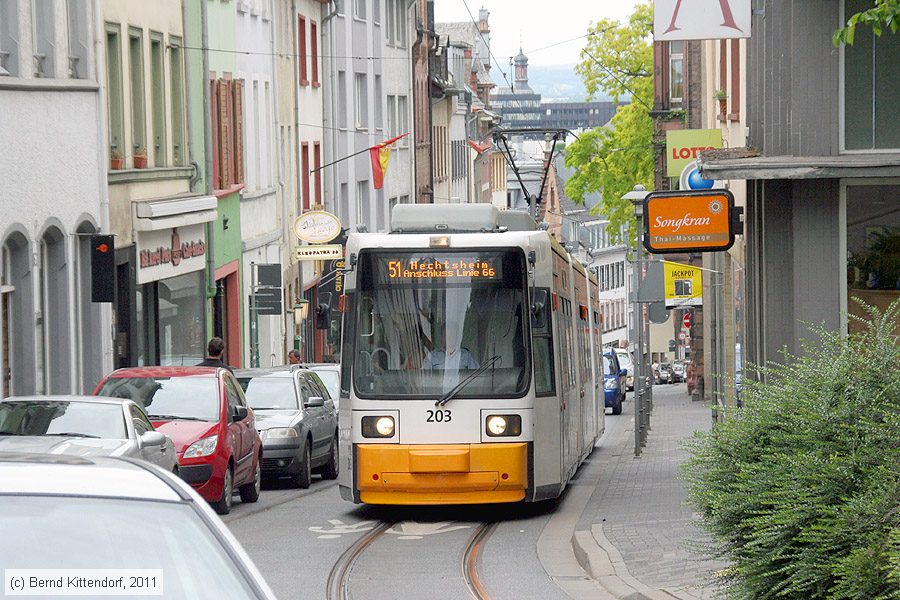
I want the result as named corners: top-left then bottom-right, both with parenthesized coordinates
top-left (326, 520), bottom-right (499, 600)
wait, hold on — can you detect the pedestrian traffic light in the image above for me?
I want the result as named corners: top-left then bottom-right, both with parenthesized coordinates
top-left (669, 339), bottom-right (676, 352)
top-left (91, 234), bottom-right (115, 303)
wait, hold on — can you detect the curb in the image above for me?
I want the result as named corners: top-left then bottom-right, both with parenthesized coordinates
top-left (572, 527), bottom-right (702, 600)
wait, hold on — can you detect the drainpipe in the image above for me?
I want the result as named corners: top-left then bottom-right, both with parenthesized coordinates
top-left (200, 0), bottom-right (217, 304)
top-left (182, 1), bottom-right (199, 193)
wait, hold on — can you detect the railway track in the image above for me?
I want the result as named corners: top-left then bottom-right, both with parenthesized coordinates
top-left (325, 521), bottom-right (498, 600)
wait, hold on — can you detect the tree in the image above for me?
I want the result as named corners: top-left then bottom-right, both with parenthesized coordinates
top-left (834, 0), bottom-right (900, 45)
top-left (563, 1), bottom-right (654, 245)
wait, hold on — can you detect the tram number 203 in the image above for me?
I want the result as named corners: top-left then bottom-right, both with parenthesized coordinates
top-left (425, 409), bottom-right (452, 423)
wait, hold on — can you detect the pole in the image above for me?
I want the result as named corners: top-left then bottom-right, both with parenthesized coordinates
top-left (624, 184), bottom-right (649, 456)
top-left (250, 262), bottom-right (259, 368)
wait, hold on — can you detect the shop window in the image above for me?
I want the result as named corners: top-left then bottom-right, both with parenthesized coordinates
top-left (157, 271), bottom-right (206, 366)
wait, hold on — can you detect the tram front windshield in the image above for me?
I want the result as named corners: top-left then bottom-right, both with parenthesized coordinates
top-left (353, 249), bottom-right (530, 398)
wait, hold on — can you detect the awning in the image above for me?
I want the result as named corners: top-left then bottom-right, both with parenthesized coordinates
top-left (133, 194), bottom-right (218, 231)
top-left (698, 150), bottom-right (900, 181)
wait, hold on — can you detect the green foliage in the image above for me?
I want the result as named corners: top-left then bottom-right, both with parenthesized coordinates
top-left (834, 0), bottom-right (900, 46)
top-left (563, 1), bottom-right (654, 246)
top-left (682, 301), bottom-right (900, 599)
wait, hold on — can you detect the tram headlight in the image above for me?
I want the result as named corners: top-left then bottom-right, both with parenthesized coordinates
top-left (486, 414), bottom-right (522, 437)
top-left (362, 416), bottom-right (395, 438)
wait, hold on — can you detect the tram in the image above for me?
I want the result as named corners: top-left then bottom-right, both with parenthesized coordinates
top-left (337, 204), bottom-right (604, 505)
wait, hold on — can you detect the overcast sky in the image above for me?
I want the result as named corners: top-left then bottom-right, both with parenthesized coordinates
top-left (433, 0), bottom-right (642, 68)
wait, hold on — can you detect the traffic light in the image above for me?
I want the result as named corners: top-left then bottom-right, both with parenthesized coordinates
top-left (668, 339), bottom-right (676, 352)
top-left (315, 303), bottom-right (331, 330)
top-left (91, 234), bottom-right (115, 303)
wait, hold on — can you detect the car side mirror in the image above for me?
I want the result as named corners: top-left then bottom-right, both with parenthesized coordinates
top-left (140, 431), bottom-right (166, 447)
top-left (304, 396), bottom-right (325, 409)
top-left (233, 405), bottom-right (249, 421)
top-left (531, 289), bottom-right (548, 329)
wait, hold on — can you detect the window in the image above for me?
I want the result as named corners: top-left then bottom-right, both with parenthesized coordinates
top-left (106, 25), bottom-right (125, 160)
top-left (252, 80), bottom-right (260, 187)
top-left (387, 94), bottom-right (397, 135)
top-left (374, 75), bottom-right (383, 130)
top-left (301, 142), bottom-right (310, 210)
top-left (397, 95), bottom-right (409, 145)
top-left (169, 37), bottom-right (186, 166)
top-left (65, 0), bottom-right (88, 78)
top-left (0, 1), bottom-right (19, 76)
top-left (843, 1), bottom-right (900, 150)
top-left (354, 72), bottom-right (368, 129)
top-left (310, 20), bottom-right (319, 86)
top-left (395, 0), bottom-right (406, 46)
top-left (340, 182), bottom-right (349, 223)
top-left (297, 15), bottom-right (308, 85)
top-left (668, 40), bottom-right (683, 104)
top-left (150, 34), bottom-right (166, 167)
top-left (32, 0), bottom-right (55, 77)
top-left (129, 29), bottom-right (146, 163)
top-left (337, 70), bottom-right (347, 128)
top-left (373, 0), bottom-right (381, 24)
top-left (385, 0), bottom-right (395, 44)
top-left (356, 181), bottom-right (370, 226)
top-left (313, 142), bottom-right (322, 206)
top-left (354, 0), bottom-right (366, 20)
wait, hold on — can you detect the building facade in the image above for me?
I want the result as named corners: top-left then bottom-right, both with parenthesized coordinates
top-left (1, 0), bottom-right (111, 395)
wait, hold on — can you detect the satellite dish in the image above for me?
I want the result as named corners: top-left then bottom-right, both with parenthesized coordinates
top-left (679, 160), bottom-right (722, 190)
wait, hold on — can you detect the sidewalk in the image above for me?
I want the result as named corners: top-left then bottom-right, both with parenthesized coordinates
top-left (572, 384), bottom-right (725, 600)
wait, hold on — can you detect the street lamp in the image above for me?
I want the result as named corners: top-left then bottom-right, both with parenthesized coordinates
top-left (622, 184), bottom-right (649, 457)
top-left (293, 299), bottom-right (310, 326)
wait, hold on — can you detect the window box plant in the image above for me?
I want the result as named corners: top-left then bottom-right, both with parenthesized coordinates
top-left (133, 145), bottom-right (148, 169)
top-left (110, 148), bottom-right (124, 170)
top-left (713, 89), bottom-right (728, 116)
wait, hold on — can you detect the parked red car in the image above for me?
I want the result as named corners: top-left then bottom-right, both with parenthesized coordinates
top-left (95, 366), bottom-right (262, 515)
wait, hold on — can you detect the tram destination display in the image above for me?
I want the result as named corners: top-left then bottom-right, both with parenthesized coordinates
top-left (360, 250), bottom-right (523, 288)
top-left (386, 257), bottom-right (500, 281)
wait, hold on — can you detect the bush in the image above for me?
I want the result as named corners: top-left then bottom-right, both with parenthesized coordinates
top-left (681, 302), bottom-right (900, 599)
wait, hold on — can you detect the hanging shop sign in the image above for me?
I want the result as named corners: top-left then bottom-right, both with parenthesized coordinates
top-left (664, 261), bottom-right (703, 309)
top-left (643, 190), bottom-right (737, 254)
top-left (666, 129), bottom-right (722, 177)
top-left (654, 0), bottom-right (751, 41)
top-left (136, 223), bottom-right (207, 284)
top-left (294, 211), bottom-right (342, 244)
top-left (294, 244), bottom-right (343, 261)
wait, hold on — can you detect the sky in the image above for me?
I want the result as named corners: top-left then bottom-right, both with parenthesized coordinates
top-left (433, 0), bottom-right (642, 69)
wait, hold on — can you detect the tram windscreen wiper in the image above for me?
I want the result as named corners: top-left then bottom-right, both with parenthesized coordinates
top-left (435, 355), bottom-right (502, 407)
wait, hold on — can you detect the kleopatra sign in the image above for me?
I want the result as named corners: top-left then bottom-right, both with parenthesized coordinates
top-left (643, 190), bottom-right (736, 254)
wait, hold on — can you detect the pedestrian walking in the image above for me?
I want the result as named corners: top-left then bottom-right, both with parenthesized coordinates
top-left (197, 337), bottom-right (235, 374)
top-left (288, 350), bottom-right (301, 365)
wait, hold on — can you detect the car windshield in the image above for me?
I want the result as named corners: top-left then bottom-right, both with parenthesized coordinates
top-left (616, 352), bottom-right (633, 369)
top-left (352, 250), bottom-right (530, 398)
top-left (236, 377), bottom-right (298, 410)
top-left (311, 368), bottom-right (339, 402)
top-left (603, 356), bottom-right (616, 376)
top-left (0, 496), bottom-right (259, 599)
top-left (0, 401), bottom-right (126, 439)
top-left (96, 377), bottom-right (219, 422)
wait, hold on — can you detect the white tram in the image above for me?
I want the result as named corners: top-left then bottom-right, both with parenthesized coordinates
top-left (337, 204), bottom-right (604, 505)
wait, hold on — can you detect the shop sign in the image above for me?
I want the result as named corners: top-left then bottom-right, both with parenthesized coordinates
top-left (137, 224), bottom-right (207, 284)
top-left (666, 129), bottom-right (722, 177)
top-left (644, 190), bottom-right (736, 254)
top-left (294, 211), bottom-right (342, 244)
top-left (654, 0), bottom-right (751, 41)
top-left (294, 244), bottom-right (343, 261)
top-left (664, 261), bottom-right (703, 309)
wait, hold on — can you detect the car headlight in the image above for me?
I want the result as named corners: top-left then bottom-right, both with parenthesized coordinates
top-left (183, 434), bottom-right (218, 458)
top-left (264, 427), bottom-right (299, 440)
top-left (605, 379), bottom-right (618, 389)
top-left (362, 416), bottom-right (395, 438)
top-left (485, 414), bottom-right (521, 437)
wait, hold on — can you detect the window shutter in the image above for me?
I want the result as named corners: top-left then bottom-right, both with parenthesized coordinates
top-left (210, 77), bottom-right (220, 188)
top-left (217, 78), bottom-right (231, 188)
top-left (233, 79), bottom-right (245, 184)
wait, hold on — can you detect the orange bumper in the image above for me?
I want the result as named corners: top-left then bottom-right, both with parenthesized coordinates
top-left (356, 443), bottom-right (528, 505)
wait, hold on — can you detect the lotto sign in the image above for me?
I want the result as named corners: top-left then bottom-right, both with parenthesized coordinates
top-left (643, 190), bottom-right (736, 254)
top-left (664, 261), bottom-right (703, 309)
top-left (666, 129), bottom-right (722, 177)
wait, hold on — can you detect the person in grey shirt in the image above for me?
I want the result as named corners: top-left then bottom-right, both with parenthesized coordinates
top-left (423, 320), bottom-right (479, 370)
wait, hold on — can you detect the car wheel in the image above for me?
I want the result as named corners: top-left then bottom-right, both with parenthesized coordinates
top-left (239, 457), bottom-right (261, 503)
top-left (290, 441), bottom-right (312, 489)
top-left (320, 432), bottom-right (339, 480)
top-left (212, 465), bottom-right (233, 515)
top-left (612, 393), bottom-right (623, 415)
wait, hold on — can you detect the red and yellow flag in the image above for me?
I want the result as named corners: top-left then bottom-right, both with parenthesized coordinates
top-left (370, 132), bottom-right (409, 189)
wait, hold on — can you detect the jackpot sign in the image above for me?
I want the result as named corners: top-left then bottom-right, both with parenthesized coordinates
top-left (643, 190), bottom-right (736, 254)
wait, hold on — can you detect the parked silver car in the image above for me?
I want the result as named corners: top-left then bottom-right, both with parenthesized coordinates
top-left (304, 363), bottom-right (340, 410)
top-left (235, 367), bottom-right (338, 488)
top-left (0, 453), bottom-right (276, 599)
top-left (0, 396), bottom-right (177, 472)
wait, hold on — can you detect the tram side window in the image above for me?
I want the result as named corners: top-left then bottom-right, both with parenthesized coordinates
top-left (339, 293), bottom-right (356, 396)
top-left (532, 288), bottom-right (555, 396)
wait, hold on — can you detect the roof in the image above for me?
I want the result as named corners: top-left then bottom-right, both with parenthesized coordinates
top-left (105, 366), bottom-right (220, 378)
top-left (233, 366), bottom-right (294, 378)
top-left (434, 22), bottom-right (478, 47)
top-left (0, 454), bottom-right (183, 501)
top-left (699, 151), bottom-right (900, 180)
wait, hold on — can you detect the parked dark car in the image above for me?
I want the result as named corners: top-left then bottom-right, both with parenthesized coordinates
top-left (235, 367), bottom-right (338, 489)
top-left (603, 351), bottom-right (627, 415)
top-left (95, 366), bottom-right (262, 515)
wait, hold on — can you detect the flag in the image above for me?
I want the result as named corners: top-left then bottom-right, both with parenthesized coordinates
top-left (370, 133), bottom-right (409, 189)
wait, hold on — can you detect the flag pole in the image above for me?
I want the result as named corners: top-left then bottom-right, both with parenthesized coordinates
top-left (310, 132), bottom-right (410, 175)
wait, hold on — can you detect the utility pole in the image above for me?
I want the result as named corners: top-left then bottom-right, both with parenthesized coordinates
top-left (624, 184), bottom-right (650, 457)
